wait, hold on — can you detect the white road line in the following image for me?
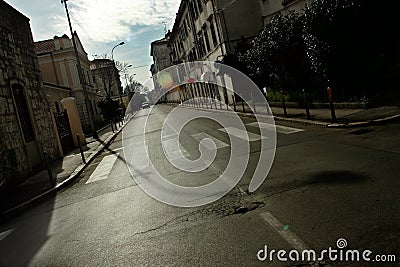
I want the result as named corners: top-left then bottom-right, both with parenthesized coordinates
top-left (191, 132), bottom-right (230, 150)
top-left (162, 134), bottom-right (178, 141)
top-left (260, 212), bottom-right (309, 251)
top-left (247, 122), bottom-right (304, 134)
top-left (125, 141), bottom-right (150, 170)
top-left (218, 127), bottom-right (267, 142)
top-left (162, 138), bottom-right (190, 161)
top-left (0, 229), bottom-right (14, 241)
top-left (85, 154), bottom-right (119, 184)
top-left (162, 122), bottom-right (178, 137)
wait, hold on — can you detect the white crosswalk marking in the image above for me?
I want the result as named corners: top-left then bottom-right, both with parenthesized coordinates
top-left (191, 132), bottom-right (230, 150)
top-left (218, 127), bottom-right (267, 142)
top-left (0, 229), bottom-right (14, 241)
top-left (162, 138), bottom-right (190, 161)
top-left (86, 154), bottom-right (119, 184)
top-left (113, 147), bottom-right (124, 152)
top-left (247, 122), bottom-right (304, 134)
top-left (125, 141), bottom-right (150, 169)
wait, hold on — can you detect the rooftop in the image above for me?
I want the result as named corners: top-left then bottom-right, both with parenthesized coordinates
top-left (34, 39), bottom-right (55, 54)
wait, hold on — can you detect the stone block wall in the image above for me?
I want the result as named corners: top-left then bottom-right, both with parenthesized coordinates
top-left (0, 1), bottom-right (59, 184)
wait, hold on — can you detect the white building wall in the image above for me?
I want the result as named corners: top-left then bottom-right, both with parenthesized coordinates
top-left (260, 0), bottom-right (314, 23)
top-left (164, 0), bottom-right (267, 106)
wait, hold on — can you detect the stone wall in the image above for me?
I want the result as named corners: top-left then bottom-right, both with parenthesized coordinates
top-left (0, 1), bottom-right (59, 184)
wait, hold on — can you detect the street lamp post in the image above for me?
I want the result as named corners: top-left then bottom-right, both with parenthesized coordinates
top-left (111, 42), bottom-right (125, 60)
top-left (111, 42), bottom-right (127, 115)
top-left (61, 0), bottom-right (98, 139)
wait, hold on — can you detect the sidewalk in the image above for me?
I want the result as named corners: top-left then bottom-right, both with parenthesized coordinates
top-left (178, 101), bottom-right (400, 127)
top-left (270, 105), bottom-right (400, 125)
top-left (0, 122), bottom-right (126, 218)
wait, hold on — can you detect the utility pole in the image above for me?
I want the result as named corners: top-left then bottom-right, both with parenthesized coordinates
top-left (61, 0), bottom-right (98, 139)
top-left (111, 42), bottom-right (127, 113)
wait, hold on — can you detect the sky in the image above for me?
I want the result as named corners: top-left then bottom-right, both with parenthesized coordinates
top-left (6, 0), bottom-right (181, 88)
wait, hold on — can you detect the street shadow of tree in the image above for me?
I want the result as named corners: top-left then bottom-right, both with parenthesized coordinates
top-left (308, 170), bottom-right (369, 185)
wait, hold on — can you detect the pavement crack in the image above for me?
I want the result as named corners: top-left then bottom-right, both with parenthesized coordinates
top-left (131, 188), bottom-right (266, 237)
top-left (132, 210), bottom-right (200, 236)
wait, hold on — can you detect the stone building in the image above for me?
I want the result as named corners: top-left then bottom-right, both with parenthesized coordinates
top-left (150, 31), bottom-right (172, 75)
top-left (260, 0), bottom-right (314, 23)
top-left (169, 0), bottom-right (263, 64)
top-left (158, 0), bottom-right (263, 104)
top-left (0, 0), bottom-right (59, 187)
top-left (150, 31), bottom-right (173, 102)
top-left (35, 33), bottom-right (103, 131)
top-left (153, 0), bottom-right (316, 105)
top-left (90, 59), bottom-right (122, 101)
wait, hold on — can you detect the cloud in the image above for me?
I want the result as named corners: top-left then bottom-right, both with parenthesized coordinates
top-left (5, 0), bottom-right (174, 85)
top-left (51, 0), bottom-right (180, 43)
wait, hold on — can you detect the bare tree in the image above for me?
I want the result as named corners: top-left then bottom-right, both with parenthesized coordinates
top-left (91, 57), bottom-right (126, 100)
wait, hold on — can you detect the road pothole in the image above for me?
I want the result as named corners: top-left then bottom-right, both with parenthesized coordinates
top-left (132, 187), bottom-right (266, 237)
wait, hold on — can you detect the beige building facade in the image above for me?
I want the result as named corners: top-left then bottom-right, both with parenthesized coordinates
top-left (35, 33), bottom-right (103, 131)
top-left (44, 82), bottom-right (71, 112)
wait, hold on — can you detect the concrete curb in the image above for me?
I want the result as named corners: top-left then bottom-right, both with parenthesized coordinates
top-left (273, 116), bottom-right (329, 127)
top-left (170, 103), bottom-right (400, 128)
top-left (327, 114), bottom-right (400, 128)
top-left (1, 121), bottom-right (128, 219)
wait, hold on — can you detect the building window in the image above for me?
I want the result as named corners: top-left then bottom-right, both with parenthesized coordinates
top-left (55, 102), bottom-right (60, 112)
top-left (179, 41), bottom-right (183, 54)
top-left (87, 71), bottom-right (90, 84)
top-left (197, 0), bottom-right (203, 13)
top-left (186, 19), bottom-right (191, 32)
top-left (192, 1), bottom-right (199, 18)
top-left (188, 51), bottom-right (194, 66)
top-left (282, 0), bottom-right (296, 6)
top-left (210, 22), bottom-right (218, 47)
top-left (80, 67), bottom-right (87, 84)
top-left (183, 20), bottom-right (189, 37)
top-left (93, 100), bottom-right (98, 115)
top-left (198, 35), bottom-right (205, 58)
top-left (204, 29), bottom-right (211, 52)
top-left (12, 84), bottom-right (35, 142)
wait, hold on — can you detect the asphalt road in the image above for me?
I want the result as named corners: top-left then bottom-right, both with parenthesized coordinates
top-left (0, 104), bottom-right (399, 267)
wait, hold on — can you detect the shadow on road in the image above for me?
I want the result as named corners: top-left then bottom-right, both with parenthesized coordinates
top-left (0, 194), bottom-right (55, 266)
top-left (308, 170), bottom-right (369, 185)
